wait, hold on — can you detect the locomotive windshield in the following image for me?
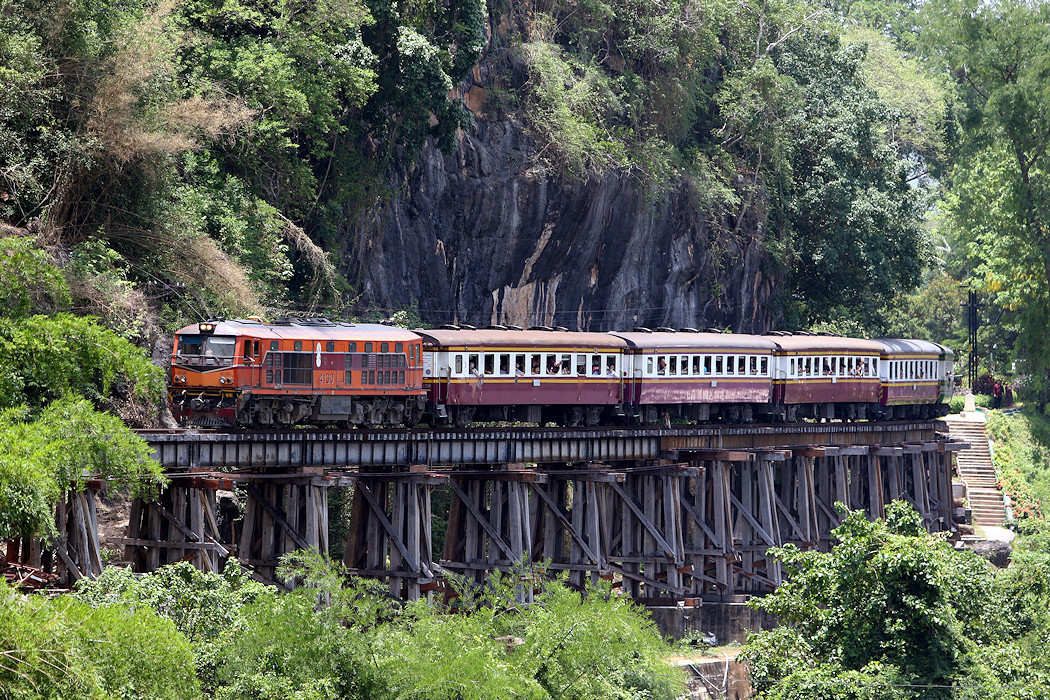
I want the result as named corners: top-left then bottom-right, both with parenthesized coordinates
top-left (175, 334), bottom-right (237, 367)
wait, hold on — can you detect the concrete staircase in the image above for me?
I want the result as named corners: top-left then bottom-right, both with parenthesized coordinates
top-left (943, 415), bottom-right (1007, 526)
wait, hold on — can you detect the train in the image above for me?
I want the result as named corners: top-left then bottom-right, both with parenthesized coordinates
top-left (169, 318), bottom-right (954, 428)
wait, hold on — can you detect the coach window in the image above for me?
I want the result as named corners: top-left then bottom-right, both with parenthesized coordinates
top-left (529, 353), bottom-right (541, 375)
top-left (379, 342), bottom-right (388, 353)
top-left (690, 356), bottom-right (700, 375)
top-left (293, 340), bottom-right (302, 352)
top-left (325, 341), bottom-right (334, 353)
top-left (546, 354), bottom-right (557, 374)
top-left (270, 340), bottom-right (278, 352)
top-left (668, 357), bottom-right (678, 375)
top-left (606, 356), bottom-right (617, 375)
top-left (679, 356), bottom-right (688, 375)
top-left (454, 355), bottom-right (464, 375)
top-left (467, 353), bottom-right (480, 377)
top-left (713, 356), bottom-right (723, 375)
top-left (395, 342), bottom-right (403, 354)
top-left (515, 354), bottom-right (526, 376)
top-left (590, 355), bottom-right (601, 375)
top-left (701, 356), bottom-right (710, 375)
top-left (576, 355), bottom-right (587, 375)
top-left (735, 356), bottom-right (744, 375)
top-left (749, 356), bottom-right (757, 376)
top-left (363, 342), bottom-right (372, 353)
top-left (557, 354), bottom-right (568, 374)
top-left (726, 356), bottom-right (735, 375)
top-left (484, 354), bottom-right (495, 375)
top-left (646, 356), bottom-right (655, 376)
top-left (499, 354), bottom-right (510, 375)
top-left (760, 357), bottom-right (769, 376)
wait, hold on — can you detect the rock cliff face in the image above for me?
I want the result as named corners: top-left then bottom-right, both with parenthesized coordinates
top-left (348, 115), bottom-right (780, 333)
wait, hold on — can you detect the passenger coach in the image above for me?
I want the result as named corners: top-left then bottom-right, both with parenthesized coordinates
top-left (610, 330), bottom-right (777, 423)
top-left (875, 339), bottom-right (953, 418)
top-left (768, 334), bottom-right (884, 421)
top-left (416, 328), bottom-right (629, 426)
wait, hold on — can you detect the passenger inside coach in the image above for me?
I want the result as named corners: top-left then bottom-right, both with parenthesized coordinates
top-left (657, 357), bottom-right (667, 375)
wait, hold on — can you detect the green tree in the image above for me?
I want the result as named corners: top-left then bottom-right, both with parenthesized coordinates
top-left (742, 502), bottom-right (1003, 699)
top-left (924, 0), bottom-right (1050, 398)
top-left (0, 396), bottom-right (165, 539)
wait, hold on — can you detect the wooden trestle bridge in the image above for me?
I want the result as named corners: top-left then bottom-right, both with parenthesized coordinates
top-left (7, 422), bottom-right (967, 601)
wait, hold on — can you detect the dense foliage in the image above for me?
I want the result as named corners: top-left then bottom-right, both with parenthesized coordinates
top-left (0, 578), bottom-right (200, 699)
top-left (743, 502), bottom-right (1050, 699)
top-left (65, 553), bottom-right (685, 700)
top-left (0, 234), bottom-right (166, 539)
top-left (986, 409), bottom-right (1050, 520)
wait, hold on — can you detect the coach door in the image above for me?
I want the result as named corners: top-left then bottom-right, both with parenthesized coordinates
top-left (242, 339), bottom-right (262, 386)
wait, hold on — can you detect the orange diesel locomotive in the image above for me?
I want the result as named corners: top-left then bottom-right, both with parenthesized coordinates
top-left (170, 318), bottom-right (426, 427)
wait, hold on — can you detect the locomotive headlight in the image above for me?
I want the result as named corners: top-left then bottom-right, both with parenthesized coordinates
top-left (220, 376), bottom-right (228, 384)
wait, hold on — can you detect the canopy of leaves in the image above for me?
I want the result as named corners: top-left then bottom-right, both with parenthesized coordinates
top-left (0, 396), bottom-right (165, 539)
top-left (742, 501), bottom-right (1050, 699)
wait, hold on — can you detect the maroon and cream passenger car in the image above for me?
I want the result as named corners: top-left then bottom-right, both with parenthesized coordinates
top-left (610, 331), bottom-right (778, 423)
top-left (769, 335), bottom-right (884, 421)
top-left (415, 329), bottom-right (630, 428)
top-left (417, 328), bottom-right (630, 426)
top-left (875, 339), bottom-right (954, 418)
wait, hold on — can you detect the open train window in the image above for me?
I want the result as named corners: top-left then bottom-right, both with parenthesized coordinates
top-left (530, 354), bottom-right (541, 375)
top-left (499, 354), bottom-right (510, 375)
top-left (750, 356), bottom-right (758, 375)
top-left (669, 357), bottom-right (678, 375)
top-left (468, 353), bottom-right (480, 376)
top-left (576, 355), bottom-right (586, 375)
top-left (484, 354), bottom-right (495, 375)
top-left (606, 356), bottom-right (617, 375)
top-left (693, 356), bottom-right (701, 374)
top-left (737, 356), bottom-right (746, 375)
top-left (760, 357), bottom-right (768, 375)
top-left (680, 356), bottom-right (689, 375)
top-left (704, 356), bottom-right (712, 375)
top-left (715, 356), bottom-right (723, 374)
top-left (589, 355), bottom-right (601, 375)
top-left (546, 354), bottom-right (558, 375)
top-left (726, 356), bottom-right (735, 375)
top-left (560, 354), bottom-right (571, 374)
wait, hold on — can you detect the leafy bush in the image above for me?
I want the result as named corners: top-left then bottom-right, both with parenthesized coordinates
top-left (77, 553), bottom-right (684, 700)
top-left (0, 235), bottom-right (71, 317)
top-left (0, 580), bottom-right (200, 699)
top-left (743, 502), bottom-right (1013, 699)
top-left (949, 394), bottom-right (966, 414)
top-left (973, 373), bottom-right (998, 396)
top-left (0, 313), bottom-right (164, 413)
top-left (0, 396), bottom-right (166, 538)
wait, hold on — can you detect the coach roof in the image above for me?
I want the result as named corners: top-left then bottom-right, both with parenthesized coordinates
top-left (610, 331), bottom-right (777, 352)
top-left (873, 339), bottom-right (955, 357)
top-left (768, 335), bottom-right (885, 354)
top-left (414, 328), bottom-right (629, 350)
